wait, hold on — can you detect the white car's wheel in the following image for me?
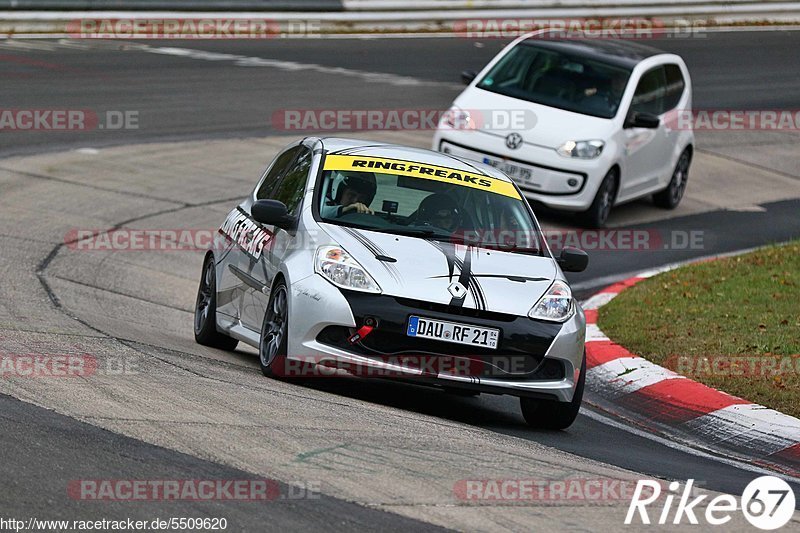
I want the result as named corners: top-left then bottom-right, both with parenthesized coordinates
top-left (654, 149), bottom-right (691, 209)
top-left (581, 169), bottom-right (617, 228)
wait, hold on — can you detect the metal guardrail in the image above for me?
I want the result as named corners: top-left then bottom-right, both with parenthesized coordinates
top-left (2, 0), bottom-right (799, 36)
top-left (5, 0), bottom-right (794, 10)
top-left (0, 1), bottom-right (344, 10)
top-left (345, 0), bottom-right (796, 8)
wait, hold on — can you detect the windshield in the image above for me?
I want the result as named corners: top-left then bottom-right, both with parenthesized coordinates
top-left (317, 154), bottom-right (543, 255)
top-left (476, 43), bottom-right (632, 119)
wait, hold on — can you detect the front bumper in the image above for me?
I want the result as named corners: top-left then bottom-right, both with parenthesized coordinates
top-left (287, 273), bottom-right (586, 402)
top-left (434, 129), bottom-right (611, 212)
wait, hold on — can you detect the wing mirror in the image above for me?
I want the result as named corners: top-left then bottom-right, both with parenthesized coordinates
top-left (557, 247), bottom-right (589, 273)
top-left (251, 200), bottom-right (295, 230)
top-left (461, 70), bottom-right (478, 85)
top-left (624, 111), bottom-right (661, 129)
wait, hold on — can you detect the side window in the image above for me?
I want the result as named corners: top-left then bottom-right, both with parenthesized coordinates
top-left (272, 147), bottom-right (313, 216)
top-left (630, 67), bottom-right (667, 115)
top-left (256, 146), bottom-right (302, 200)
top-left (663, 64), bottom-right (686, 111)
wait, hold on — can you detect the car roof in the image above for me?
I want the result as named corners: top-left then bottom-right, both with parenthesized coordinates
top-left (315, 137), bottom-right (516, 184)
top-left (519, 37), bottom-right (666, 68)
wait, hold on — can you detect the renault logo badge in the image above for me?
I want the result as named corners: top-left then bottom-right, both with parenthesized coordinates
top-left (448, 281), bottom-right (467, 299)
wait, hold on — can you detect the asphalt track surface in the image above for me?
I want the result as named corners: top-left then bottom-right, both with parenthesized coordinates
top-left (1, 31), bottom-right (800, 530)
top-left (2, 31), bottom-right (800, 158)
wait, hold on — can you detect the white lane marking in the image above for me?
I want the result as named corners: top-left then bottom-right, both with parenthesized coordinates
top-left (585, 323), bottom-right (609, 342)
top-left (0, 39), bottom-right (59, 51)
top-left (726, 205), bottom-right (768, 212)
top-left (581, 291), bottom-right (617, 310)
top-left (0, 38), bottom-right (459, 88)
top-left (143, 45), bottom-right (460, 88)
top-left (637, 265), bottom-right (677, 278)
top-left (588, 356), bottom-right (683, 396)
top-left (580, 407), bottom-right (800, 484)
top-left (54, 38), bottom-right (144, 51)
top-left (684, 404), bottom-right (800, 457)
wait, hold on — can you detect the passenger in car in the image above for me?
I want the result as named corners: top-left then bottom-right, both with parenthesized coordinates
top-left (416, 193), bottom-right (463, 232)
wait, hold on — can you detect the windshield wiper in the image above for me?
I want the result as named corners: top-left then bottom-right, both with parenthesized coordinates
top-left (334, 221), bottom-right (381, 232)
top-left (507, 246), bottom-right (542, 256)
top-left (459, 242), bottom-right (542, 255)
top-left (379, 228), bottom-right (439, 238)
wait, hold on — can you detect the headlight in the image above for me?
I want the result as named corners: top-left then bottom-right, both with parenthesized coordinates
top-left (441, 106), bottom-right (475, 130)
top-left (315, 246), bottom-right (381, 293)
top-left (529, 280), bottom-right (574, 322)
top-left (557, 140), bottom-right (605, 159)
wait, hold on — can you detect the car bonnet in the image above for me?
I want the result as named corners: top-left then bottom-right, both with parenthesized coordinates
top-left (320, 223), bottom-right (558, 318)
top-left (454, 88), bottom-right (617, 149)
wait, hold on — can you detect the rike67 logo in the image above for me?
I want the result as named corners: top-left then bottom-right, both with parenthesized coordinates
top-left (626, 477), bottom-right (796, 530)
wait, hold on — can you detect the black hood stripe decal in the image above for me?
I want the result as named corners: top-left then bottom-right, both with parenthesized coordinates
top-left (452, 247), bottom-right (473, 307)
top-left (429, 240), bottom-right (457, 282)
top-left (341, 227), bottom-right (402, 285)
top-left (453, 247), bottom-right (486, 311)
top-left (427, 240), bottom-right (487, 311)
top-left (466, 249), bottom-right (487, 311)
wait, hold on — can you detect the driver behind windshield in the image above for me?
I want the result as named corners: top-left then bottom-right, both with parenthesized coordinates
top-left (416, 193), bottom-right (462, 232)
top-left (321, 171), bottom-right (377, 218)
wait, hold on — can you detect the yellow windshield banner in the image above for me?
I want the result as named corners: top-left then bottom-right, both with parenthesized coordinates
top-left (323, 154), bottom-right (522, 200)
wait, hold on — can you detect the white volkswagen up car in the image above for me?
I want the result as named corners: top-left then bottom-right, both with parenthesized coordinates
top-left (433, 36), bottom-right (695, 227)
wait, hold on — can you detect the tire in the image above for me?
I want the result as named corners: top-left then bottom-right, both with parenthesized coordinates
top-left (194, 255), bottom-right (239, 351)
top-left (520, 354), bottom-right (585, 430)
top-left (259, 280), bottom-right (289, 378)
top-left (580, 169), bottom-right (617, 228)
top-left (653, 149), bottom-right (691, 209)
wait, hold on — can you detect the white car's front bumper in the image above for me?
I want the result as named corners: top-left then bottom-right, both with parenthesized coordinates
top-left (434, 129), bottom-right (614, 212)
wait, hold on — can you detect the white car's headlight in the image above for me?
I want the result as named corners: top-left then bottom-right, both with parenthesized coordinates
top-left (557, 140), bottom-right (605, 159)
top-left (529, 280), bottom-right (574, 322)
top-left (315, 246), bottom-right (381, 293)
top-left (441, 106), bottom-right (475, 130)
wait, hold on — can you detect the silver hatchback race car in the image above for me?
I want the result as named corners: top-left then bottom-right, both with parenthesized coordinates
top-left (194, 137), bottom-right (588, 428)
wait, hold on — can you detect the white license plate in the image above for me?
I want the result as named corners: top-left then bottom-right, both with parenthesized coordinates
top-left (406, 316), bottom-right (499, 349)
top-left (483, 157), bottom-right (536, 185)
